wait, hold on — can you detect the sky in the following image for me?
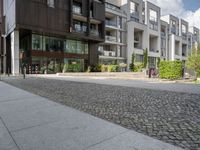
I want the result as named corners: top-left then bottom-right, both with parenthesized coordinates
top-left (147, 0), bottom-right (200, 29)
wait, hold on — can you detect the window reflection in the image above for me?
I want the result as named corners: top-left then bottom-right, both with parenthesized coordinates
top-left (32, 34), bottom-right (88, 54)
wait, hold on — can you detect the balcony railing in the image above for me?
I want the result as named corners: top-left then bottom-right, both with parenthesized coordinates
top-left (149, 22), bottom-right (158, 31)
top-left (105, 35), bottom-right (117, 42)
top-left (161, 49), bottom-right (166, 57)
top-left (106, 3), bottom-right (121, 12)
top-left (161, 32), bottom-right (166, 37)
top-left (171, 27), bottom-right (176, 34)
top-left (150, 49), bottom-right (159, 53)
top-left (130, 11), bottom-right (139, 18)
top-left (105, 20), bottom-right (117, 28)
top-left (103, 50), bottom-right (116, 57)
top-left (73, 25), bottom-right (87, 33)
top-left (73, 5), bottom-right (82, 15)
top-left (90, 29), bottom-right (100, 36)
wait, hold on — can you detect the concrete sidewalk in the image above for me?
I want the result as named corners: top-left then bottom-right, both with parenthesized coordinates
top-left (0, 81), bottom-right (183, 150)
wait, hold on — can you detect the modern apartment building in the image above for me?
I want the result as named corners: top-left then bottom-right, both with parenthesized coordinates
top-left (189, 26), bottom-right (200, 51)
top-left (0, 0), bottom-right (105, 74)
top-left (98, 0), bottom-right (127, 65)
top-left (161, 15), bottom-right (188, 61)
top-left (124, 0), bottom-right (161, 68)
top-left (0, 0), bottom-right (199, 74)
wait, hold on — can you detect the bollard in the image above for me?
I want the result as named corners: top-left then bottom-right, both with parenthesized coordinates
top-left (23, 67), bottom-right (26, 79)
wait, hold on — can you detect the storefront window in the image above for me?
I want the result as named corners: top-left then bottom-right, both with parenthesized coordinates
top-left (32, 34), bottom-right (43, 50)
top-left (43, 36), bottom-right (64, 52)
top-left (65, 40), bottom-right (88, 54)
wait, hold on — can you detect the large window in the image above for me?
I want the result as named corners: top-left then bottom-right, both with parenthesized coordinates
top-left (32, 34), bottom-right (88, 54)
top-left (32, 34), bottom-right (43, 50)
top-left (65, 40), bottom-right (88, 54)
top-left (47, 0), bottom-right (54, 8)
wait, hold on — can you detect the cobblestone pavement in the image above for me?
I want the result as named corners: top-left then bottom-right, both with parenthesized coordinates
top-left (4, 77), bottom-right (200, 150)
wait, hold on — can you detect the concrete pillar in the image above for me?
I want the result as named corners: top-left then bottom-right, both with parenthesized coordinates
top-left (3, 37), bottom-right (6, 74)
top-left (11, 30), bottom-right (20, 75)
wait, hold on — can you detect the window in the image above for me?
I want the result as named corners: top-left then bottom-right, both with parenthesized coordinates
top-left (149, 9), bottom-right (157, 22)
top-left (32, 34), bottom-right (43, 50)
top-left (130, 2), bottom-right (138, 13)
top-left (182, 24), bottom-right (186, 33)
top-left (47, 0), bottom-right (54, 8)
top-left (135, 54), bottom-right (144, 63)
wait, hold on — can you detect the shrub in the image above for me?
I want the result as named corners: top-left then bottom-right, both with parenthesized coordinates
top-left (87, 64), bottom-right (101, 72)
top-left (63, 64), bottom-right (82, 72)
top-left (159, 61), bottom-right (183, 79)
top-left (186, 44), bottom-right (200, 78)
top-left (101, 65), bottom-right (108, 72)
top-left (133, 62), bottom-right (144, 72)
top-left (108, 65), bottom-right (119, 72)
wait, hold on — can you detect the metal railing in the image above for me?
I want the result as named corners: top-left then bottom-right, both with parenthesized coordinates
top-left (105, 35), bottom-right (117, 42)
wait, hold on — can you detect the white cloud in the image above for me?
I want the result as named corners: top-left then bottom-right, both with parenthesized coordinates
top-left (147, 0), bottom-right (200, 29)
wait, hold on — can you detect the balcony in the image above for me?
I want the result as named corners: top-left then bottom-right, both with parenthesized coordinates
top-left (171, 27), bottom-right (176, 34)
top-left (149, 20), bottom-right (158, 31)
top-left (161, 49), bottom-right (166, 57)
top-left (90, 29), bottom-right (100, 36)
top-left (161, 32), bottom-right (166, 37)
top-left (73, 5), bottom-right (82, 15)
top-left (105, 35), bottom-right (117, 42)
top-left (130, 11), bottom-right (139, 19)
top-left (105, 20), bottom-right (117, 28)
top-left (103, 50), bottom-right (116, 57)
top-left (106, 3), bottom-right (121, 13)
top-left (73, 25), bottom-right (87, 33)
top-left (182, 33), bottom-right (187, 41)
top-left (150, 49), bottom-right (159, 53)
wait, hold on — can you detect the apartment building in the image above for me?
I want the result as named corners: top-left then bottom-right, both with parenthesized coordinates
top-left (189, 26), bottom-right (200, 51)
top-left (160, 20), bottom-right (168, 60)
top-left (98, 0), bottom-right (127, 65)
top-left (0, 0), bottom-right (199, 74)
top-left (0, 0), bottom-right (105, 74)
top-left (161, 15), bottom-right (191, 62)
top-left (124, 0), bottom-right (161, 68)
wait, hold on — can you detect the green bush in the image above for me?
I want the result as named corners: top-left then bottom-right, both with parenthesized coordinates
top-left (108, 65), bottom-right (119, 72)
top-left (63, 64), bottom-right (82, 72)
top-left (101, 65), bottom-right (108, 72)
top-left (87, 64), bottom-right (101, 72)
top-left (133, 62), bottom-right (144, 72)
top-left (159, 61), bottom-right (183, 79)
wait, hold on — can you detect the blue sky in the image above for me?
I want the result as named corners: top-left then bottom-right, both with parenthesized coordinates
top-left (183, 0), bottom-right (200, 11)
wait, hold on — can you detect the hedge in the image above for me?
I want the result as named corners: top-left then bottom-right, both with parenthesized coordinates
top-left (159, 61), bottom-right (183, 79)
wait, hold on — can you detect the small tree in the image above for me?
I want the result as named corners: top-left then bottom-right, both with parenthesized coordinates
top-left (186, 44), bottom-right (200, 78)
top-left (143, 48), bottom-right (148, 69)
top-left (129, 52), bottom-right (135, 71)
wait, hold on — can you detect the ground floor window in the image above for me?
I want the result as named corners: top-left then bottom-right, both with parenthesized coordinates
top-left (27, 57), bottom-right (85, 74)
top-left (148, 57), bottom-right (156, 68)
top-left (135, 54), bottom-right (144, 63)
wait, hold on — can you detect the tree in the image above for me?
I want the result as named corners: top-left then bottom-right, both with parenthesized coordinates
top-left (129, 52), bottom-right (135, 71)
top-left (143, 48), bottom-right (148, 69)
top-left (186, 44), bottom-right (200, 78)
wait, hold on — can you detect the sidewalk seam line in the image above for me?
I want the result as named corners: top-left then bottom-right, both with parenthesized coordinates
top-left (0, 117), bottom-right (21, 150)
top-left (82, 130), bottom-right (129, 150)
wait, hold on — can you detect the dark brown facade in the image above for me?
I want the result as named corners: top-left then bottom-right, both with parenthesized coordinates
top-left (2, 0), bottom-right (105, 73)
